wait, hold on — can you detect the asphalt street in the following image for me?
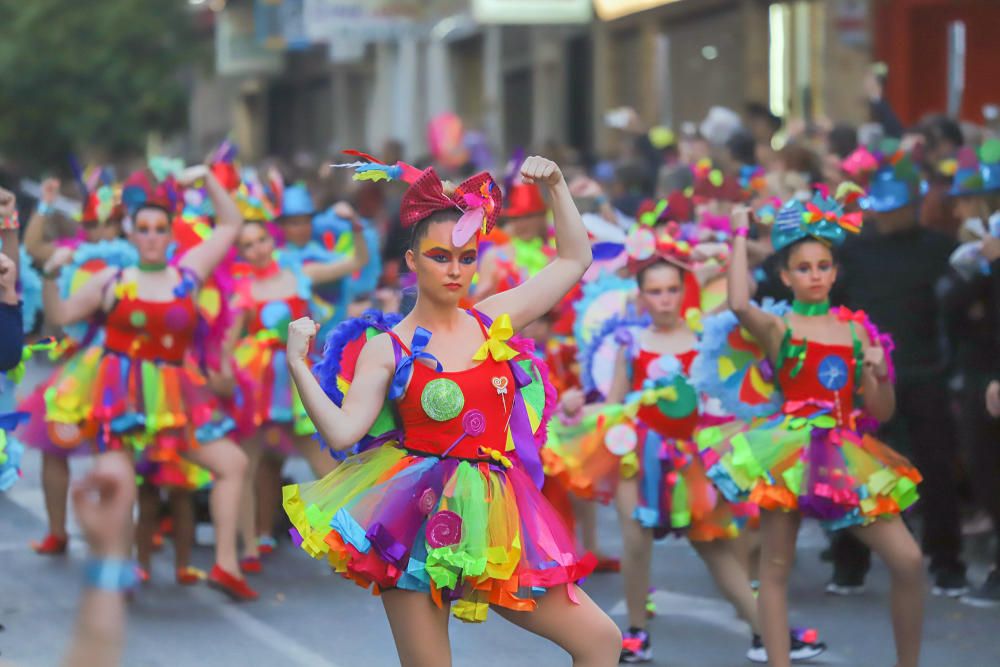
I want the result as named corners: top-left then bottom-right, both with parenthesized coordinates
top-left (2, 360), bottom-right (998, 667)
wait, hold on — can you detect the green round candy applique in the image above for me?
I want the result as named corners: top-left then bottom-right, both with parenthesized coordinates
top-left (130, 310), bottom-right (147, 328)
top-left (421, 378), bottom-right (465, 422)
top-left (657, 378), bottom-right (699, 418)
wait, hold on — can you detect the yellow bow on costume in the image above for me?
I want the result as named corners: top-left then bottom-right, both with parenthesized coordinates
top-left (473, 313), bottom-right (519, 362)
top-left (114, 281), bottom-right (138, 301)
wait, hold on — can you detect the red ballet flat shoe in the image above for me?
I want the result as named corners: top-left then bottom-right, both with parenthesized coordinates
top-left (31, 534), bottom-right (68, 555)
top-left (208, 565), bottom-right (259, 601)
top-left (239, 556), bottom-right (262, 575)
top-left (137, 566), bottom-right (151, 585)
top-left (176, 566), bottom-right (206, 586)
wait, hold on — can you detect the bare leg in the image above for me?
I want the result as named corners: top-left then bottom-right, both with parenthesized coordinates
top-left (238, 435), bottom-right (263, 560)
top-left (293, 434), bottom-right (337, 478)
top-left (574, 496), bottom-right (602, 555)
top-left (41, 453), bottom-right (70, 539)
top-left (848, 517), bottom-right (925, 667)
top-left (691, 539), bottom-right (760, 634)
top-left (757, 510), bottom-right (801, 667)
top-left (615, 477), bottom-right (653, 630)
top-left (256, 454), bottom-right (284, 540)
top-left (381, 588), bottom-right (453, 667)
top-left (494, 586), bottom-right (622, 667)
top-left (169, 490), bottom-right (195, 571)
top-left (136, 484), bottom-right (160, 573)
top-left (184, 438), bottom-right (247, 574)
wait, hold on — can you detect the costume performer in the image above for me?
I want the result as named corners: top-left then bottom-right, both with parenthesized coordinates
top-left (283, 155), bottom-right (621, 666)
top-left (698, 199), bottom-right (925, 667)
top-left (230, 201), bottom-right (370, 571)
top-left (35, 165), bottom-right (258, 600)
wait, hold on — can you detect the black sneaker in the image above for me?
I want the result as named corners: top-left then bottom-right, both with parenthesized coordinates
top-left (620, 627), bottom-right (652, 664)
top-left (931, 564), bottom-right (970, 597)
top-left (960, 569), bottom-right (1000, 608)
top-left (746, 629), bottom-right (827, 664)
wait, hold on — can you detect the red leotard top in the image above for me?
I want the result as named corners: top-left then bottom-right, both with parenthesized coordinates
top-left (237, 281), bottom-right (312, 340)
top-left (778, 338), bottom-right (859, 426)
top-left (103, 272), bottom-right (199, 364)
top-left (389, 311), bottom-right (516, 460)
top-left (631, 348), bottom-right (699, 439)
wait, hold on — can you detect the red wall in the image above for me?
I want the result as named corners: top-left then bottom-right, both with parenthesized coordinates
top-left (874, 0), bottom-right (1000, 125)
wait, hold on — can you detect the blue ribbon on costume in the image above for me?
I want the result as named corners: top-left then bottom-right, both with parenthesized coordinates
top-left (635, 428), bottom-right (663, 528)
top-left (388, 327), bottom-right (442, 400)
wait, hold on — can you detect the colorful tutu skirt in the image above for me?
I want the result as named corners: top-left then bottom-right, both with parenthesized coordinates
top-left (546, 406), bottom-right (637, 503)
top-left (32, 347), bottom-right (234, 462)
top-left (18, 345), bottom-right (105, 457)
top-left (634, 425), bottom-right (756, 541)
top-left (234, 335), bottom-right (314, 455)
top-left (697, 412), bottom-right (921, 531)
top-left (284, 444), bottom-right (597, 623)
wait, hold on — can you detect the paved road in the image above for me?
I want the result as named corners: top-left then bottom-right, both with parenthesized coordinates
top-left (2, 361), bottom-right (999, 666)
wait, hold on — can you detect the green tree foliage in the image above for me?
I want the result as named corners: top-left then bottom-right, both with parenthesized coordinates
top-left (0, 0), bottom-right (202, 171)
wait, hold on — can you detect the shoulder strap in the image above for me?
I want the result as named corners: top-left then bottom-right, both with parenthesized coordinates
top-left (468, 308), bottom-right (492, 338)
top-left (384, 329), bottom-right (411, 357)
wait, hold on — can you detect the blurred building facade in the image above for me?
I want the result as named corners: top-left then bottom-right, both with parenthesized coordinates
top-left (188, 0), bottom-right (1000, 163)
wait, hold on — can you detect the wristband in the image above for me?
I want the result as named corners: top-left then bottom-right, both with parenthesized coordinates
top-left (0, 211), bottom-right (19, 231)
top-left (85, 557), bottom-right (140, 591)
top-left (37, 202), bottom-right (54, 216)
top-left (734, 227), bottom-right (749, 238)
top-left (559, 408), bottom-right (583, 426)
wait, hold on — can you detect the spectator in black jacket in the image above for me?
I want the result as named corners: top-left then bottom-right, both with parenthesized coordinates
top-left (940, 228), bottom-right (1000, 607)
top-left (828, 155), bottom-right (970, 597)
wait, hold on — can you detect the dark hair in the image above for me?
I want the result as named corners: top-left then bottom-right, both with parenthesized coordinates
top-left (637, 258), bottom-right (685, 290)
top-left (828, 123), bottom-right (858, 159)
top-left (407, 208), bottom-right (462, 251)
top-left (745, 102), bottom-right (782, 134)
top-left (920, 114), bottom-right (964, 149)
top-left (778, 237), bottom-right (837, 269)
top-left (726, 130), bottom-right (757, 167)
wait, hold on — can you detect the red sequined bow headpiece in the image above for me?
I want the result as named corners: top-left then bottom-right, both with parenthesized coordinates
top-left (333, 150), bottom-right (503, 247)
top-left (400, 168), bottom-right (503, 246)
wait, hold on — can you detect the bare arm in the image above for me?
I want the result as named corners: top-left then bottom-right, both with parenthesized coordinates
top-left (605, 346), bottom-right (630, 404)
top-left (302, 206), bottom-right (370, 285)
top-left (858, 328), bottom-right (896, 422)
top-left (24, 178), bottom-right (62, 265)
top-left (479, 156), bottom-right (592, 331)
top-left (286, 317), bottom-right (393, 451)
top-left (728, 206), bottom-right (785, 360)
top-left (179, 169), bottom-right (243, 282)
top-left (62, 455), bottom-right (135, 667)
top-left (24, 210), bottom-right (55, 265)
top-left (0, 187), bottom-right (20, 272)
top-left (43, 254), bottom-right (115, 327)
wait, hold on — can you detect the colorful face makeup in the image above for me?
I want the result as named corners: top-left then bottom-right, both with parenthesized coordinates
top-left (411, 222), bottom-right (479, 301)
top-left (418, 237), bottom-right (478, 265)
